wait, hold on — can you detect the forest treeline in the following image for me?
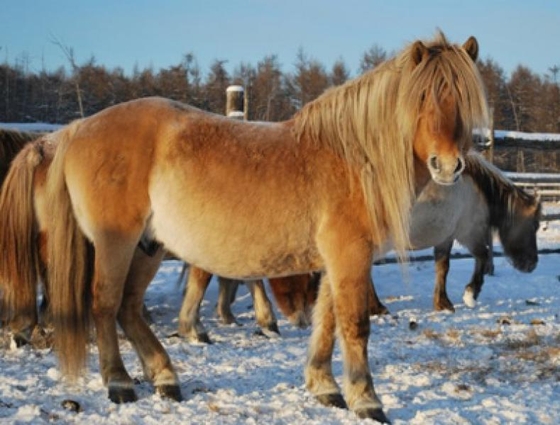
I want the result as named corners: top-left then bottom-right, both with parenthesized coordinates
top-left (1, 45), bottom-right (559, 132)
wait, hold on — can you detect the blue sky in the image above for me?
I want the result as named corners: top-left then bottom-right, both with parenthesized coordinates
top-left (1, 0), bottom-right (558, 78)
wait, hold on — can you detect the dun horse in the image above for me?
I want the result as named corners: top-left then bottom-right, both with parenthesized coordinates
top-left (39, 33), bottom-right (487, 422)
top-left (0, 128), bottom-right (45, 332)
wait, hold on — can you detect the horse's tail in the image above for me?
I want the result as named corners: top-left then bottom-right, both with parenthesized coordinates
top-left (46, 122), bottom-right (92, 380)
top-left (0, 141), bottom-right (44, 337)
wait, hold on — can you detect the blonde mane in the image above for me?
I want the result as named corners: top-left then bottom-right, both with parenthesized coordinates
top-left (293, 31), bottom-right (489, 259)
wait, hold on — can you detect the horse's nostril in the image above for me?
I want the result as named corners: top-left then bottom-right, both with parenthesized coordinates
top-left (454, 157), bottom-right (465, 174)
top-left (429, 156), bottom-right (439, 171)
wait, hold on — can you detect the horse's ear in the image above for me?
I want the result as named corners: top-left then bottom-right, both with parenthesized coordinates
top-left (462, 36), bottom-right (479, 62)
top-left (411, 40), bottom-right (428, 65)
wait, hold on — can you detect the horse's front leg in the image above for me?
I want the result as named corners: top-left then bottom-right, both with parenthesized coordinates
top-left (118, 246), bottom-right (182, 401)
top-left (314, 228), bottom-right (388, 423)
top-left (178, 267), bottom-right (213, 343)
top-left (245, 280), bottom-right (280, 337)
top-left (433, 239), bottom-right (455, 312)
top-left (305, 274), bottom-right (344, 408)
top-left (484, 229), bottom-right (495, 276)
top-left (462, 242), bottom-right (489, 308)
top-left (367, 276), bottom-right (390, 316)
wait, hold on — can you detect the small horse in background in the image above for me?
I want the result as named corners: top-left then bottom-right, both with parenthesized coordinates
top-left (177, 264), bottom-right (319, 343)
top-left (40, 32), bottom-right (488, 423)
top-left (177, 265), bottom-right (280, 343)
top-left (426, 152), bottom-right (542, 311)
top-left (0, 128), bottom-right (45, 334)
top-left (366, 150), bottom-right (540, 313)
top-left (0, 136), bottom-right (54, 341)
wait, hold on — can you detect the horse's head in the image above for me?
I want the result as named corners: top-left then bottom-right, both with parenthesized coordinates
top-left (403, 34), bottom-right (488, 186)
top-left (499, 197), bottom-right (541, 273)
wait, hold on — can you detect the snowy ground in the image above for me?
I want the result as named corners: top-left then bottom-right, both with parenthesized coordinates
top-left (1, 209), bottom-right (559, 424)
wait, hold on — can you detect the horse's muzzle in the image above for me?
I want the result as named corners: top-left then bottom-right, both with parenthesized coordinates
top-left (428, 155), bottom-right (465, 185)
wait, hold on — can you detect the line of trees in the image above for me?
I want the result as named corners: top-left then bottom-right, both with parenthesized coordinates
top-left (0, 45), bottom-right (559, 132)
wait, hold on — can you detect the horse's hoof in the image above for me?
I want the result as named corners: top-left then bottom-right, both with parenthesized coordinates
top-left (61, 399), bottom-right (82, 413)
top-left (315, 393), bottom-right (348, 409)
top-left (288, 312), bottom-right (311, 329)
top-left (356, 407), bottom-right (391, 424)
top-left (258, 322), bottom-right (281, 338)
top-left (195, 332), bottom-right (212, 344)
top-left (108, 386), bottom-right (138, 404)
top-left (462, 289), bottom-right (477, 308)
top-left (370, 305), bottom-right (390, 316)
top-left (156, 384), bottom-right (183, 402)
top-left (179, 328), bottom-right (212, 344)
top-left (434, 302), bottom-right (455, 313)
top-left (13, 333), bottom-right (31, 348)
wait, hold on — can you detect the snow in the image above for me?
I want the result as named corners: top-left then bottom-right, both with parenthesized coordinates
top-left (0, 123), bottom-right (63, 133)
top-left (1, 206), bottom-right (559, 424)
top-left (495, 129), bottom-right (560, 142)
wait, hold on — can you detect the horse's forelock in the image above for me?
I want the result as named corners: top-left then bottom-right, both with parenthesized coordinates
top-left (397, 35), bottom-right (489, 145)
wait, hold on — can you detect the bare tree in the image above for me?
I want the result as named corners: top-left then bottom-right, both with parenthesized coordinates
top-left (51, 36), bottom-right (84, 117)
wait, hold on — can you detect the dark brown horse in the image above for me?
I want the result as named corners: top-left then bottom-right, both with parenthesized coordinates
top-left (34, 33), bottom-right (487, 423)
top-left (177, 264), bottom-right (319, 343)
top-left (0, 128), bottom-right (42, 183)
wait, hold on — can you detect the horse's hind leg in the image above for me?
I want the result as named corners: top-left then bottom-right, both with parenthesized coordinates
top-left (92, 236), bottom-right (140, 403)
top-left (178, 266), bottom-right (213, 343)
top-left (433, 239), bottom-right (455, 312)
top-left (117, 246), bottom-right (181, 401)
top-left (246, 280), bottom-right (279, 337)
top-left (216, 277), bottom-right (239, 325)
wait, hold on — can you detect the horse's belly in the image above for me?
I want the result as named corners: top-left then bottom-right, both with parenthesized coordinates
top-left (149, 186), bottom-right (321, 279)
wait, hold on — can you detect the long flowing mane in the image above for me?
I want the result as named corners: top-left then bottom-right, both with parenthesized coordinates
top-left (464, 151), bottom-right (541, 226)
top-left (293, 31), bottom-right (489, 259)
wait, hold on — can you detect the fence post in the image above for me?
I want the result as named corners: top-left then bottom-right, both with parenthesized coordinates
top-left (226, 85), bottom-right (245, 120)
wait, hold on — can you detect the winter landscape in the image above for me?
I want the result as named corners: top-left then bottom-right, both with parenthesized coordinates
top-left (0, 123), bottom-right (557, 424)
top-left (0, 210), bottom-right (558, 424)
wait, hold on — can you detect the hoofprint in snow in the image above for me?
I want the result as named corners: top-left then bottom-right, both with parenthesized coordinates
top-left (1, 209), bottom-right (560, 424)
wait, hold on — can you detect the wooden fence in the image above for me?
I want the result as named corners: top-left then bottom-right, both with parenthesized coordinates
top-left (505, 172), bottom-right (560, 221)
